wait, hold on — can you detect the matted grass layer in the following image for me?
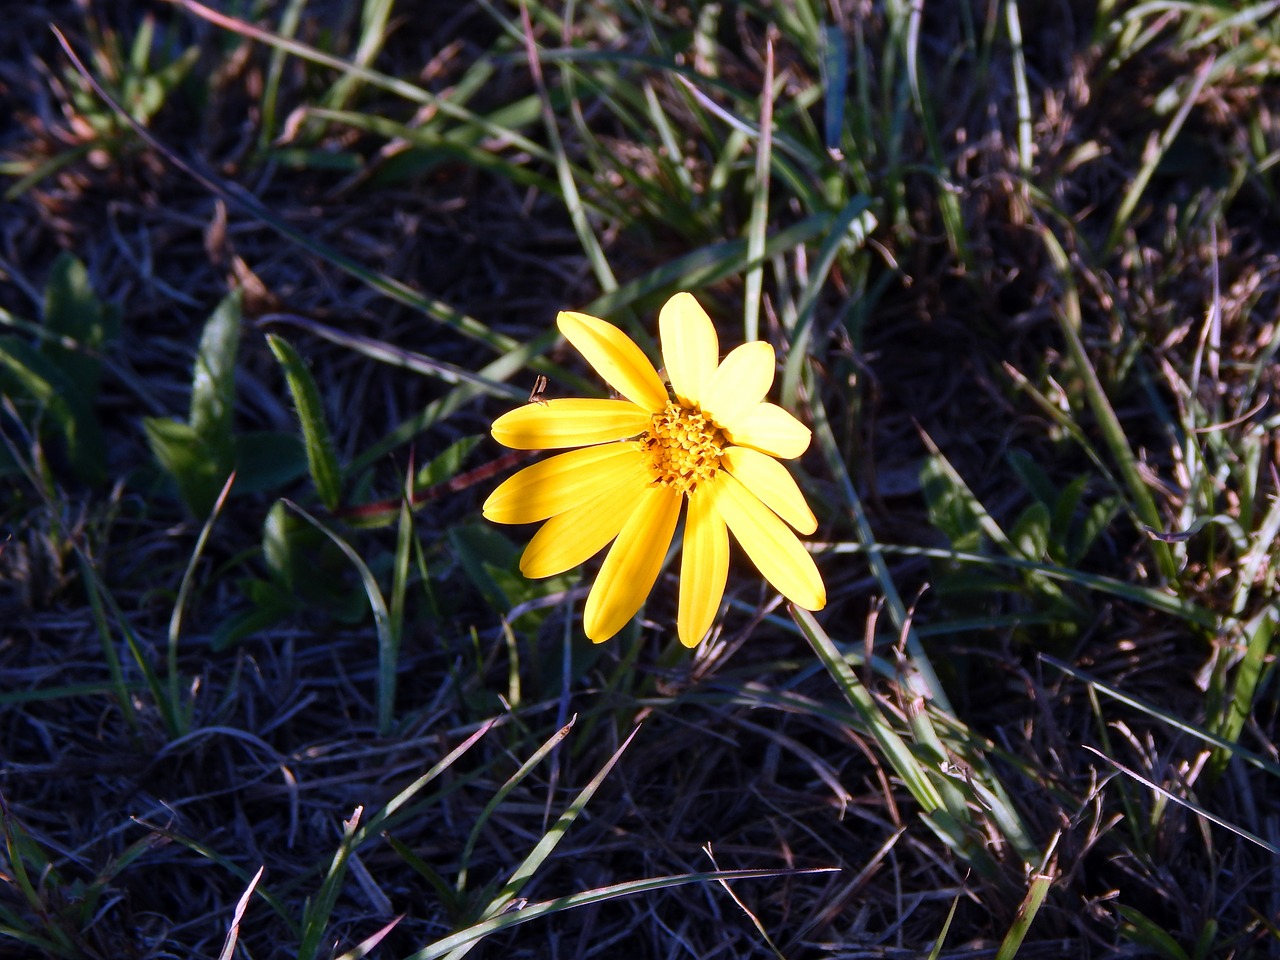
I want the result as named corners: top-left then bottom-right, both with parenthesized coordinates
top-left (2, 2), bottom-right (1279, 958)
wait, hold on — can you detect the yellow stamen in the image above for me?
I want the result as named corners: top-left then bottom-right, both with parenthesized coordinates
top-left (642, 402), bottom-right (725, 493)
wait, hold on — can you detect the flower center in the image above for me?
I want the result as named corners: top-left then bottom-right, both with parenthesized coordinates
top-left (641, 402), bottom-right (725, 494)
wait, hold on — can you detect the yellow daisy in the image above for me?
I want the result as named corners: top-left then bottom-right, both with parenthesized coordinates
top-left (483, 292), bottom-right (825, 646)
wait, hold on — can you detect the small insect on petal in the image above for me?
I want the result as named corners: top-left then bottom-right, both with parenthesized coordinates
top-left (528, 374), bottom-right (549, 405)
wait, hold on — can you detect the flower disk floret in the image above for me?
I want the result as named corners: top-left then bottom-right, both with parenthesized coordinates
top-left (483, 292), bottom-right (825, 647)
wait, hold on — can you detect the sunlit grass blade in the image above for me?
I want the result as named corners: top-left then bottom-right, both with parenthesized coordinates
top-left (259, 313), bottom-right (540, 400)
top-left (1105, 58), bottom-right (1215, 253)
top-left (321, 0), bottom-right (393, 112)
top-left (255, 0), bottom-right (305, 152)
top-left (825, 541), bottom-right (1217, 628)
top-left (790, 607), bottom-right (944, 814)
top-left (456, 716), bottom-right (576, 895)
top-left (1005, 0), bottom-right (1033, 177)
top-left (297, 807), bottom-right (363, 960)
top-left (333, 914), bottom-right (402, 960)
top-left (779, 196), bottom-right (875, 408)
top-left (410, 866), bottom-right (837, 960)
top-left (742, 34), bottom-right (774, 343)
top-left (996, 869), bottom-right (1054, 960)
top-left (216, 865), bottom-right (264, 960)
top-left (1042, 655), bottom-right (1280, 778)
top-left (1210, 607), bottom-right (1273, 777)
top-left (517, 1), bottom-right (615, 293)
top-left (926, 893), bottom-right (961, 960)
top-left (584, 214), bottom-right (834, 320)
top-left (443, 725), bottom-right (642, 960)
top-left (354, 720), bottom-right (496, 843)
top-left (1084, 745), bottom-right (1280, 856)
top-left (1116, 904), bottom-right (1194, 960)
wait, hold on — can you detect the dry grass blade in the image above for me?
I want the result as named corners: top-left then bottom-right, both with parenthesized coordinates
top-left (1083, 746), bottom-right (1280, 856)
top-left (216, 865), bottom-right (264, 960)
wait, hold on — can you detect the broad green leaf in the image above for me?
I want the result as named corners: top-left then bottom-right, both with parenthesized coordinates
top-left (41, 252), bottom-right (118, 395)
top-left (141, 417), bottom-right (231, 517)
top-left (266, 334), bottom-right (342, 510)
top-left (0, 334), bottom-right (104, 484)
top-left (189, 290), bottom-right (242, 463)
top-left (233, 431), bottom-right (308, 494)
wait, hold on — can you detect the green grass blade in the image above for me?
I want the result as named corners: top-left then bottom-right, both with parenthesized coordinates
top-left (297, 807), bottom-right (363, 960)
top-left (791, 607), bottom-right (944, 813)
top-left (167, 470), bottom-right (236, 734)
top-left (1038, 226), bottom-right (1177, 579)
top-left (518, 1), bottom-right (616, 293)
top-left (189, 289), bottom-right (241, 453)
top-left (456, 717), bottom-right (576, 895)
top-left (996, 871), bottom-right (1054, 960)
top-left (442, 725), bottom-right (643, 960)
top-left (1004, 0), bottom-right (1033, 176)
top-left (1211, 608), bottom-right (1273, 776)
top-left (1085, 745), bottom-right (1280, 856)
top-left (808, 390), bottom-right (952, 711)
top-left (322, 0), bottom-right (394, 112)
top-left (742, 35), bottom-right (775, 343)
top-left (1105, 58), bottom-right (1214, 253)
top-left (354, 720), bottom-right (497, 843)
top-left (1042, 655), bottom-right (1280, 777)
top-left (266, 334), bottom-right (343, 511)
top-left (255, 0), bottom-right (306, 152)
top-left (411, 866), bottom-right (836, 960)
top-left (779, 196), bottom-right (875, 408)
top-left (283, 500), bottom-right (397, 735)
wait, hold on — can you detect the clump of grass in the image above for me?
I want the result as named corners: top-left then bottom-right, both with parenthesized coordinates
top-left (3, 2), bottom-right (1280, 958)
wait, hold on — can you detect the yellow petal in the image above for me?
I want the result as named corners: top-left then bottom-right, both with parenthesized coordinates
top-left (484, 443), bottom-right (646, 524)
top-left (519, 470), bottom-right (651, 578)
top-left (491, 399), bottom-right (651, 450)
top-left (583, 483), bottom-right (682, 642)
top-left (706, 472), bottom-right (825, 610)
top-left (723, 402), bottom-right (812, 459)
top-left (558, 311), bottom-right (669, 413)
top-left (677, 487), bottom-right (728, 647)
top-left (721, 446), bottom-right (818, 534)
top-left (659, 292), bottom-right (718, 407)
top-left (700, 340), bottom-right (775, 430)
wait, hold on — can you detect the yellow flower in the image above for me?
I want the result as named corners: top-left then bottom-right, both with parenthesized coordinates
top-left (483, 292), bottom-right (825, 646)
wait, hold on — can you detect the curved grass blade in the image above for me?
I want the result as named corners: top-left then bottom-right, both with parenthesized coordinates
top-left (791, 607), bottom-right (944, 813)
top-left (282, 500), bottom-right (397, 735)
top-left (441, 725), bottom-right (642, 960)
top-left (168, 470), bottom-right (236, 734)
top-left (411, 866), bottom-right (837, 960)
top-left (455, 716), bottom-right (576, 895)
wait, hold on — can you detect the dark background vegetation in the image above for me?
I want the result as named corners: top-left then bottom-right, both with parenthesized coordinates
top-left (2, 1), bottom-right (1279, 958)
